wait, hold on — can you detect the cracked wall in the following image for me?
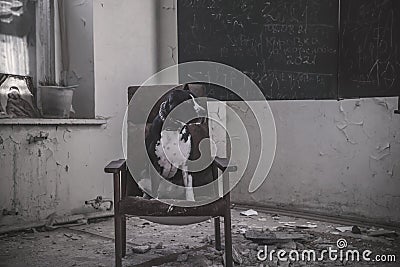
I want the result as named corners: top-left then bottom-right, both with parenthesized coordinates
top-left (0, 0), bottom-right (157, 227)
top-left (229, 99), bottom-right (400, 225)
top-left (0, 125), bottom-right (114, 225)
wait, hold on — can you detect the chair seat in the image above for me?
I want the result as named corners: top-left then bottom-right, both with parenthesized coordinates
top-left (119, 196), bottom-right (226, 217)
top-left (140, 216), bottom-right (211, 225)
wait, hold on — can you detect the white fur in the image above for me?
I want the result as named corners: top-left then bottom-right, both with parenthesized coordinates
top-left (154, 129), bottom-right (196, 201)
top-left (184, 173), bottom-right (195, 201)
top-left (155, 130), bottom-right (191, 179)
top-left (190, 95), bottom-right (205, 113)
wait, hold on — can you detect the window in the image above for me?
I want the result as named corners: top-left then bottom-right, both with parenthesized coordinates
top-left (0, 0), bottom-right (95, 119)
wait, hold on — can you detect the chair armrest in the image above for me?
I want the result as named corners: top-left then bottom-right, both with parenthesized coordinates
top-left (214, 157), bottom-right (237, 172)
top-left (104, 159), bottom-right (126, 173)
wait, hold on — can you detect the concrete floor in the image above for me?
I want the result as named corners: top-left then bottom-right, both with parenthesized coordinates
top-left (0, 208), bottom-right (398, 267)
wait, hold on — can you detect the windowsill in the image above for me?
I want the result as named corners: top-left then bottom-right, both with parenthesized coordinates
top-left (0, 118), bottom-right (107, 126)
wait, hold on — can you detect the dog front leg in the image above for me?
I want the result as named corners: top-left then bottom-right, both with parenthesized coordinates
top-left (182, 170), bottom-right (195, 201)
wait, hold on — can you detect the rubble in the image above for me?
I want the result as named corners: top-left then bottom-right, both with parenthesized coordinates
top-left (155, 242), bottom-right (164, 249)
top-left (63, 233), bottom-right (81, 240)
top-left (368, 229), bottom-right (398, 238)
top-left (131, 245), bottom-right (151, 254)
top-left (245, 230), bottom-right (307, 245)
top-left (201, 234), bottom-right (213, 244)
top-left (240, 209), bottom-right (258, 216)
top-left (335, 226), bottom-right (353, 233)
top-left (232, 246), bottom-right (243, 265)
top-left (1, 208), bottom-right (399, 267)
top-left (272, 215), bottom-right (280, 220)
top-left (296, 223), bottom-right (318, 229)
top-left (223, 246), bottom-right (243, 266)
top-left (279, 241), bottom-right (297, 250)
top-left (351, 226), bottom-right (362, 234)
top-left (176, 253), bottom-right (188, 262)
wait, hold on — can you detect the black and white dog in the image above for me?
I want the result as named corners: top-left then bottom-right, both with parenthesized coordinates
top-left (144, 86), bottom-right (205, 201)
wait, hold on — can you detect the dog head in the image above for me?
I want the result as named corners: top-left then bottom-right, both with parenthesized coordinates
top-left (159, 87), bottom-right (206, 123)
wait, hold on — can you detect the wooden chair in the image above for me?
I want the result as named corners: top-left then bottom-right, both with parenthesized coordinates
top-left (105, 84), bottom-right (236, 267)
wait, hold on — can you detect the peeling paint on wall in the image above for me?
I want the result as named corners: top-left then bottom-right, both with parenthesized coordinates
top-left (229, 98), bottom-right (400, 224)
top-left (0, 125), bottom-right (115, 226)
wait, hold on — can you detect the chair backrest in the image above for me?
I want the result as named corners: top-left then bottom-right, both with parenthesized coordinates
top-left (126, 84), bottom-right (215, 200)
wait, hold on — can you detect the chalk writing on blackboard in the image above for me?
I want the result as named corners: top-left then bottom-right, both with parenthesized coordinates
top-left (178, 0), bottom-right (339, 100)
top-left (340, 0), bottom-right (400, 98)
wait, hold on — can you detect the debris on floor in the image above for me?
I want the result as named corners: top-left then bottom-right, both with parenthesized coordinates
top-left (245, 229), bottom-right (308, 244)
top-left (131, 245), bottom-right (151, 254)
top-left (0, 208), bottom-right (398, 267)
top-left (336, 226), bottom-right (354, 232)
top-left (240, 209), bottom-right (258, 216)
top-left (368, 229), bottom-right (398, 238)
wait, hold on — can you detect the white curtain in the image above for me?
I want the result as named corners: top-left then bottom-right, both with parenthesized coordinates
top-left (0, 0), bottom-right (31, 76)
top-left (0, 33), bottom-right (30, 75)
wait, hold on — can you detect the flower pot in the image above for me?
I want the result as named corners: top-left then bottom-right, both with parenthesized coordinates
top-left (38, 85), bottom-right (77, 118)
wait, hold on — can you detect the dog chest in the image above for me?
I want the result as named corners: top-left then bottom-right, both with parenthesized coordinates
top-left (155, 129), bottom-right (192, 178)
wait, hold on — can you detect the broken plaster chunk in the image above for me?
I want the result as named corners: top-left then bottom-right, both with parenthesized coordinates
top-left (272, 215), bottom-right (280, 220)
top-left (245, 230), bottom-right (307, 245)
top-left (335, 226), bottom-right (353, 233)
top-left (240, 209), bottom-right (258, 216)
top-left (177, 253), bottom-right (188, 262)
top-left (279, 241), bottom-right (297, 250)
top-left (239, 228), bottom-right (247, 234)
top-left (155, 242), bottom-right (163, 249)
top-left (352, 226), bottom-right (362, 234)
top-left (296, 224), bottom-right (318, 229)
top-left (64, 233), bottom-right (80, 240)
top-left (368, 230), bottom-right (398, 238)
top-left (201, 234), bottom-right (213, 244)
top-left (223, 246), bottom-right (243, 266)
top-left (131, 245), bottom-right (151, 254)
top-left (232, 246), bottom-right (243, 265)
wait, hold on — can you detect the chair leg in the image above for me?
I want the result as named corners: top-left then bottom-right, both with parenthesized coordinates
top-left (122, 215), bottom-right (126, 257)
top-left (114, 172), bottom-right (122, 267)
top-left (214, 217), bottom-right (221, 251)
top-left (224, 195), bottom-right (233, 267)
top-left (114, 211), bottom-right (122, 267)
top-left (121, 167), bottom-right (127, 258)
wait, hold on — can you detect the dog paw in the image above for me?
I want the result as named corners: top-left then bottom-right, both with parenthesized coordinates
top-left (186, 188), bottom-right (195, 201)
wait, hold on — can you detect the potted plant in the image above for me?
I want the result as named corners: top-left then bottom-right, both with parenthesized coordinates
top-left (37, 0), bottom-right (77, 118)
top-left (38, 77), bottom-right (77, 118)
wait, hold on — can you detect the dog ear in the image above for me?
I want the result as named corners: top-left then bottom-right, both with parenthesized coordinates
top-left (183, 83), bottom-right (190, 91)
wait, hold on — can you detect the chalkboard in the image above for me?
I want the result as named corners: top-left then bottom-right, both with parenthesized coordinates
top-left (178, 0), bottom-right (339, 100)
top-left (339, 0), bottom-right (400, 98)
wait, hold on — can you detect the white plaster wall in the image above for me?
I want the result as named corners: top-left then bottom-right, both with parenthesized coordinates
top-left (0, 0), bottom-right (158, 227)
top-left (156, 0), bottom-right (178, 72)
top-left (0, 125), bottom-right (113, 224)
top-left (229, 99), bottom-right (400, 224)
top-left (64, 0), bottom-right (95, 118)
